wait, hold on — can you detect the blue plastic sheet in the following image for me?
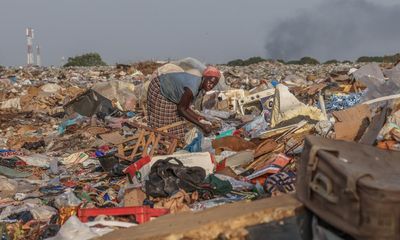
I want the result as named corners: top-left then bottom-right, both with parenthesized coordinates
top-left (184, 132), bottom-right (203, 153)
top-left (57, 114), bottom-right (84, 134)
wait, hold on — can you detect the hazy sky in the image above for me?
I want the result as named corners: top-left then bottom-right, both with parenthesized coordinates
top-left (0, 0), bottom-right (399, 66)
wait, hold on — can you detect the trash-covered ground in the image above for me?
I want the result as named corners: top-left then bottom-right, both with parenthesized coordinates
top-left (0, 59), bottom-right (399, 239)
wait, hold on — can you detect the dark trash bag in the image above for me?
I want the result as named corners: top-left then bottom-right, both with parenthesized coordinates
top-left (145, 157), bottom-right (206, 198)
top-left (64, 89), bottom-right (116, 117)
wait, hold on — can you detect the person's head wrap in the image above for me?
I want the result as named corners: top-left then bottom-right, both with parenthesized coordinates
top-left (202, 66), bottom-right (221, 78)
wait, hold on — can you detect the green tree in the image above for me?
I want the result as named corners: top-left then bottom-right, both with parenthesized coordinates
top-left (227, 59), bottom-right (245, 66)
top-left (356, 56), bottom-right (383, 63)
top-left (356, 53), bottom-right (400, 63)
top-left (286, 60), bottom-right (300, 65)
top-left (286, 56), bottom-right (320, 65)
top-left (298, 56), bottom-right (320, 65)
top-left (63, 52), bottom-right (107, 67)
top-left (227, 56), bottom-right (265, 66)
top-left (342, 60), bottom-right (353, 64)
top-left (324, 59), bottom-right (339, 64)
top-left (245, 57), bottom-right (265, 65)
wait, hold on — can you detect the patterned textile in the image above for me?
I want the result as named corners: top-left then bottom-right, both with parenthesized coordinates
top-left (147, 77), bottom-right (186, 139)
top-left (264, 171), bottom-right (296, 194)
top-left (0, 150), bottom-right (24, 158)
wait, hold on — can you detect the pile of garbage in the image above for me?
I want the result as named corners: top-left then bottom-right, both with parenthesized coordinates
top-left (218, 61), bottom-right (364, 89)
top-left (0, 59), bottom-right (400, 239)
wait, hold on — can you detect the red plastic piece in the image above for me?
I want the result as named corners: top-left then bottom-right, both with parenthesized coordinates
top-left (123, 156), bottom-right (151, 181)
top-left (77, 206), bottom-right (169, 224)
top-left (215, 159), bottom-right (226, 172)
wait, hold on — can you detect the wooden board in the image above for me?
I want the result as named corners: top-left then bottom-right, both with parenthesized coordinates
top-left (96, 194), bottom-right (302, 240)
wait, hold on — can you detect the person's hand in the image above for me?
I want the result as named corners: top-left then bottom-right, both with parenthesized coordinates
top-left (197, 115), bottom-right (205, 121)
top-left (201, 124), bottom-right (213, 135)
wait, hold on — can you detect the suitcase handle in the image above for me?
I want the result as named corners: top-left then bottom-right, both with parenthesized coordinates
top-left (309, 173), bottom-right (338, 203)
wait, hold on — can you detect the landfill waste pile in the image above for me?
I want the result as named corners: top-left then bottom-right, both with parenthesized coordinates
top-left (0, 59), bottom-right (400, 239)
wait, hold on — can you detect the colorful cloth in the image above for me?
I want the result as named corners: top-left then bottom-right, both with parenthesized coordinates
top-left (0, 150), bottom-right (24, 158)
top-left (203, 66), bottom-right (221, 78)
top-left (147, 77), bottom-right (186, 139)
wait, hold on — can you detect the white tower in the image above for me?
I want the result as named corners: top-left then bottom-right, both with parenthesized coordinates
top-left (36, 45), bottom-right (41, 67)
top-left (26, 28), bottom-right (34, 66)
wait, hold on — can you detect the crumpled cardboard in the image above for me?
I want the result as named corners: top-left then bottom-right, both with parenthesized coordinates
top-left (332, 104), bottom-right (371, 141)
top-left (123, 188), bottom-right (146, 207)
top-left (154, 190), bottom-right (198, 213)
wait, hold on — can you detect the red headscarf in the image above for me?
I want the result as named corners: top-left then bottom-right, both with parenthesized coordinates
top-left (202, 66), bottom-right (221, 78)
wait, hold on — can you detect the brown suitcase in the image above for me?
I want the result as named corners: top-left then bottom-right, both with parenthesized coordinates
top-left (297, 135), bottom-right (400, 239)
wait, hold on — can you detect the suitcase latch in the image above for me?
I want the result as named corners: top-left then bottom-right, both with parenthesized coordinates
top-left (309, 172), bottom-right (339, 203)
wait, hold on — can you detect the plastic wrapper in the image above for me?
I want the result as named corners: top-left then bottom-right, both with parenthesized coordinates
top-left (46, 216), bottom-right (99, 240)
top-left (190, 197), bottom-right (237, 211)
top-left (315, 120), bottom-right (334, 137)
top-left (49, 158), bottom-right (59, 175)
top-left (57, 114), bottom-right (85, 134)
top-left (214, 174), bottom-right (254, 191)
top-left (201, 136), bottom-right (214, 153)
top-left (30, 205), bottom-right (58, 221)
top-left (203, 109), bottom-right (233, 120)
top-left (17, 154), bottom-right (52, 168)
top-left (377, 109), bottom-right (400, 141)
top-left (0, 177), bottom-right (18, 192)
top-left (243, 112), bottom-right (269, 138)
top-left (352, 64), bottom-right (400, 102)
top-left (54, 188), bottom-right (82, 208)
top-left (58, 206), bottom-right (79, 225)
top-left (0, 203), bottom-right (57, 221)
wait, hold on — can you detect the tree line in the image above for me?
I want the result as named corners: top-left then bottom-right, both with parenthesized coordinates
top-left (60, 52), bottom-right (400, 67)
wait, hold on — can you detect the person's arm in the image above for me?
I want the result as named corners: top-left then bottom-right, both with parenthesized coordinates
top-left (177, 88), bottom-right (211, 134)
top-left (187, 107), bottom-right (205, 122)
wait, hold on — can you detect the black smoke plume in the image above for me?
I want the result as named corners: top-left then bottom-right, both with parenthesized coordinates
top-left (265, 0), bottom-right (400, 61)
